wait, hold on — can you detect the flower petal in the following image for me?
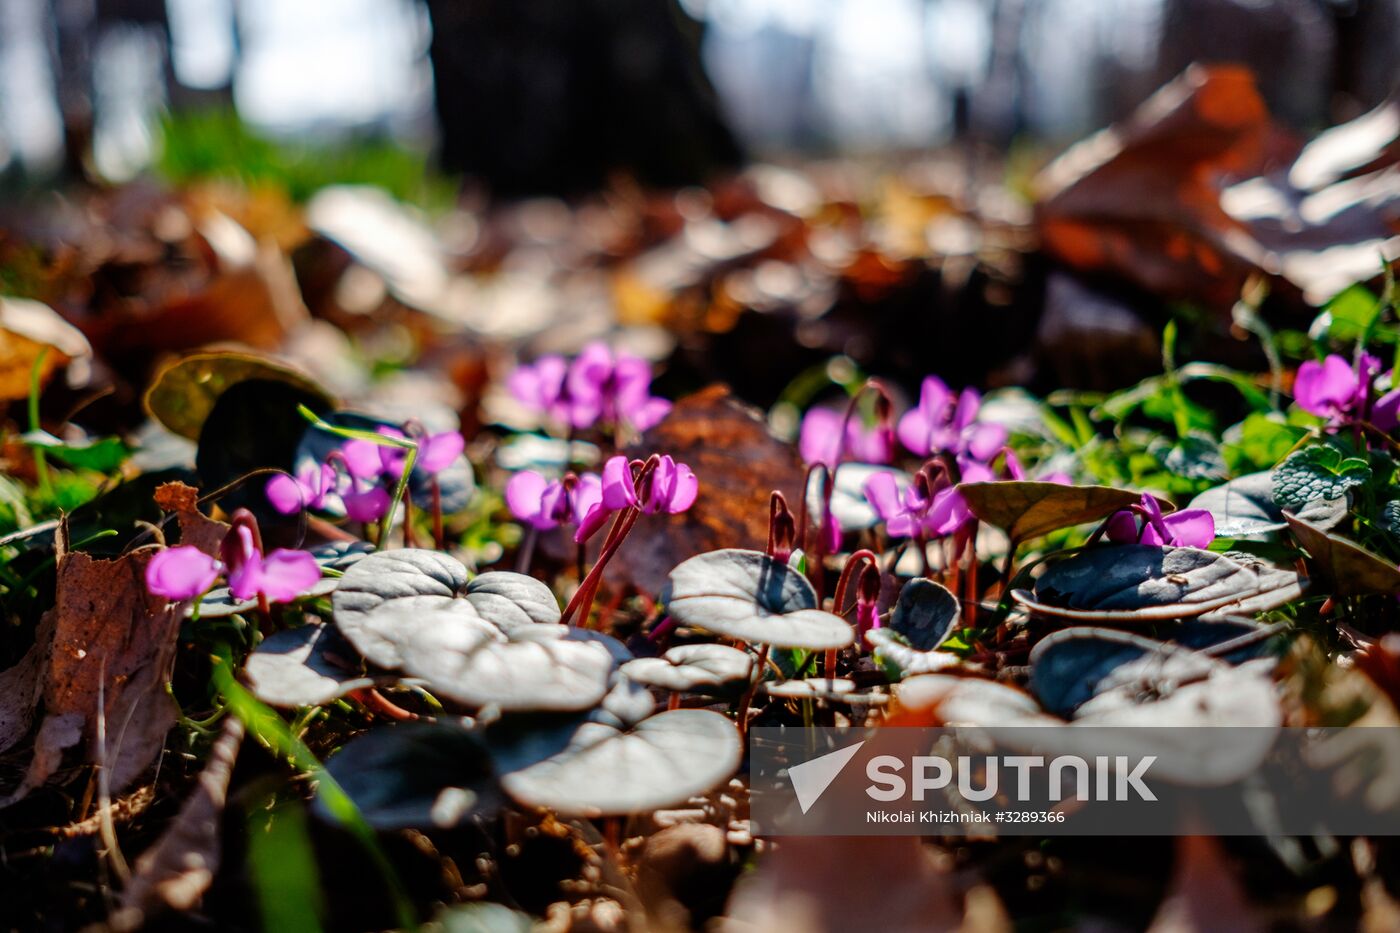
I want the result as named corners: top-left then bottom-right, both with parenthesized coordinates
top-left (266, 474), bottom-right (309, 515)
top-left (254, 549), bottom-right (323, 603)
top-left (145, 547), bottom-right (221, 601)
top-left (800, 408), bottom-right (843, 467)
top-left (1164, 508), bottom-right (1215, 549)
top-left (601, 456), bottom-right (639, 510)
top-left (506, 471), bottom-right (549, 523)
top-left (862, 471), bottom-right (905, 522)
top-left (418, 431), bottom-right (465, 474)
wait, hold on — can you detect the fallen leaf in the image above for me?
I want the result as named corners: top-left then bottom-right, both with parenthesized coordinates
top-left (0, 296), bottom-right (94, 400)
top-left (112, 716), bottom-right (245, 928)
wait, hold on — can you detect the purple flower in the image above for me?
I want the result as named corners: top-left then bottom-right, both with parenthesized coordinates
top-left (798, 407), bottom-right (895, 468)
top-left (999, 448), bottom-right (1073, 486)
top-left (340, 439), bottom-right (388, 480)
top-left (145, 546), bottom-right (221, 601)
top-left (265, 462), bottom-right (338, 515)
top-left (897, 376), bottom-right (1006, 460)
top-left (577, 454), bottom-right (698, 541)
top-left (341, 480), bottom-right (391, 523)
top-left (1294, 352), bottom-right (1400, 429)
top-left (374, 426), bottom-right (465, 478)
top-left (1105, 494), bottom-right (1215, 549)
top-left (507, 355), bottom-right (572, 424)
top-left (863, 470), bottom-right (971, 539)
top-left (222, 525), bottom-right (322, 603)
top-left (506, 470), bottom-right (603, 531)
top-left (1295, 354), bottom-right (1365, 420)
top-left (508, 343), bottom-right (671, 431)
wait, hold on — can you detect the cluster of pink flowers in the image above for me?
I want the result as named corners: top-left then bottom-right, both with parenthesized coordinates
top-left (145, 514), bottom-right (321, 603)
top-left (264, 424), bottom-right (464, 522)
top-left (506, 454), bottom-right (697, 542)
top-left (508, 342), bottom-right (671, 433)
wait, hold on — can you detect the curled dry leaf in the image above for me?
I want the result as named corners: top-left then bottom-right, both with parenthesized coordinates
top-left (0, 296), bottom-right (93, 400)
top-left (1012, 545), bottom-right (1260, 621)
top-left (1285, 513), bottom-right (1400, 598)
top-left (6, 544), bottom-right (184, 802)
top-left (958, 481), bottom-right (1146, 543)
top-left (113, 716), bottom-right (245, 928)
top-left (143, 350), bottom-right (332, 440)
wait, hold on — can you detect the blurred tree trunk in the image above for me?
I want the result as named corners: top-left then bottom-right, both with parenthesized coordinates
top-left (424, 0), bottom-right (742, 196)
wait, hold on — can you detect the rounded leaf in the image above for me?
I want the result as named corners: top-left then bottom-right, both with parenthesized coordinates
top-left (463, 571), bottom-right (560, 632)
top-left (1013, 545), bottom-right (1260, 621)
top-left (763, 677), bottom-right (856, 700)
top-left (1189, 471), bottom-right (1345, 538)
top-left (244, 624), bottom-right (377, 707)
top-left (499, 709), bottom-right (741, 816)
top-left (619, 644), bottom-right (754, 694)
top-left (332, 549), bottom-right (472, 667)
top-left (401, 625), bottom-right (622, 712)
top-left (318, 723), bottom-right (503, 830)
top-left (889, 579), bottom-right (960, 651)
top-left (666, 549), bottom-right (854, 649)
top-left (866, 629), bottom-right (963, 677)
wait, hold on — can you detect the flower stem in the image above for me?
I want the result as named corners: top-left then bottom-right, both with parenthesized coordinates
top-left (430, 477), bottom-right (445, 550)
top-left (560, 456), bottom-right (659, 627)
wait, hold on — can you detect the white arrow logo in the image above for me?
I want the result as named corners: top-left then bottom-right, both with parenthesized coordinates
top-left (788, 741), bottom-right (865, 814)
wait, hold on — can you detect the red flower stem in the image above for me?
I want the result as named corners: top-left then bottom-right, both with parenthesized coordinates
top-left (962, 522), bottom-right (979, 628)
top-left (402, 495), bottom-right (417, 548)
top-left (431, 477), bottom-right (445, 550)
top-left (825, 549), bottom-right (876, 677)
top-left (349, 687), bottom-right (418, 721)
top-left (738, 644), bottom-right (770, 744)
top-left (560, 455), bottom-right (660, 627)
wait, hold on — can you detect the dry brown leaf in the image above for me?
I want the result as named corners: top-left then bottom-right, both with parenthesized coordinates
top-left (0, 613), bottom-right (55, 754)
top-left (155, 481), bottom-right (229, 556)
top-left (112, 717), bottom-right (244, 929)
top-left (5, 543), bottom-right (183, 802)
top-left (1036, 65), bottom-right (1282, 309)
top-left (0, 296), bottom-right (94, 400)
top-left (611, 385), bottom-right (806, 595)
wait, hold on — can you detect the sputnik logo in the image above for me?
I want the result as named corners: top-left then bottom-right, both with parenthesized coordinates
top-left (788, 741), bottom-right (865, 814)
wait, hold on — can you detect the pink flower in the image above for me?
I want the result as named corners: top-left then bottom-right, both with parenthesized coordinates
top-left (863, 470), bottom-right (972, 539)
top-left (798, 407), bottom-right (895, 468)
top-left (576, 455), bottom-right (698, 541)
top-left (374, 426), bottom-right (465, 478)
top-left (506, 471), bottom-right (603, 531)
top-left (1105, 494), bottom-right (1215, 549)
top-left (897, 376), bottom-right (1006, 460)
top-left (221, 525), bottom-right (321, 603)
top-left (341, 480), bottom-right (391, 523)
top-left (265, 462), bottom-right (338, 515)
top-left (340, 439), bottom-right (388, 480)
top-left (145, 546), bottom-right (221, 601)
top-left (507, 355), bottom-right (572, 424)
top-left (1294, 352), bottom-right (1400, 429)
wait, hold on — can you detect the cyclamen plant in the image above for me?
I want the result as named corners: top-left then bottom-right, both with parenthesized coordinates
top-left (145, 510), bottom-right (321, 604)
